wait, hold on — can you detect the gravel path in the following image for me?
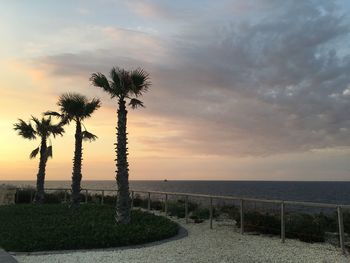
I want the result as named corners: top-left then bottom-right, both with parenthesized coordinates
top-left (15, 217), bottom-right (348, 263)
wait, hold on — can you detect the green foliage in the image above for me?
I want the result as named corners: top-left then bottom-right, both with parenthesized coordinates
top-left (51, 93), bottom-right (101, 121)
top-left (29, 147), bottom-right (40, 159)
top-left (90, 67), bottom-right (150, 104)
top-left (132, 194), bottom-right (147, 208)
top-left (190, 208), bottom-right (217, 220)
top-left (15, 189), bottom-right (35, 203)
top-left (285, 212), bottom-right (336, 242)
top-left (167, 200), bottom-right (187, 218)
top-left (102, 195), bottom-right (117, 206)
top-left (343, 212), bottom-right (350, 235)
top-left (0, 204), bottom-right (179, 252)
top-left (239, 212), bottom-right (281, 235)
top-left (13, 190), bottom-right (350, 245)
top-left (44, 191), bottom-right (67, 204)
top-left (131, 196), bottom-right (199, 218)
top-left (218, 205), bottom-right (240, 220)
top-left (15, 189), bottom-right (67, 204)
top-left (236, 211), bottom-right (340, 243)
top-left (14, 116), bottom-right (64, 157)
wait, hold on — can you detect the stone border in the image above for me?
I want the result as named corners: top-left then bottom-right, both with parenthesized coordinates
top-left (0, 249), bottom-right (18, 263)
top-left (11, 225), bottom-right (188, 256)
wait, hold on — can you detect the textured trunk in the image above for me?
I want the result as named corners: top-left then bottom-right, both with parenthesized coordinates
top-left (71, 120), bottom-right (83, 207)
top-left (115, 98), bottom-right (130, 224)
top-left (35, 137), bottom-right (47, 204)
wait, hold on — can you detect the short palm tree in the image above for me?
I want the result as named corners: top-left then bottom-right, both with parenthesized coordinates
top-left (45, 93), bottom-right (101, 207)
top-left (14, 116), bottom-right (64, 203)
top-left (90, 67), bottom-right (150, 224)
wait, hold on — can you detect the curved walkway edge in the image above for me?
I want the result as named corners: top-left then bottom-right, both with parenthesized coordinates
top-left (0, 249), bottom-right (18, 263)
top-left (11, 225), bottom-right (188, 257)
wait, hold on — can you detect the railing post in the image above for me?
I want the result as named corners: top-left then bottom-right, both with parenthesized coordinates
top-left (210, 197), bottom-right (213, 229)
top-left (337, 206), bottom-right (345, 254)
top-left (147, 192), bottom-right (151, 211)
top-left (101, 190), bottom-right (104, 205)
top-left (240, 199), bottom-right (244, 234)
top-left (185, 195), bottom-right (189, 224)
top-left (64, 189), bottom-right (67, 203)
top-left (281, 201), bottom-right (285, 243)
top-left (165, 194), bottom-right (168, 216)
top-left (85, 189), bottom-right (88, 204)
top-left (131, 191), bottom-right (134, 209)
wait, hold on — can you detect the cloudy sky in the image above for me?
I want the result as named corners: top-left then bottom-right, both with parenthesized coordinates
top-left (1, 0), bottom-right (350, 181)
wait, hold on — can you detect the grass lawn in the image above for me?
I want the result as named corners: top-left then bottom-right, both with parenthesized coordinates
top-left (0, 204), bottom-right (179, 252)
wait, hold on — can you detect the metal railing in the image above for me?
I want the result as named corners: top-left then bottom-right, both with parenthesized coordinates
top-left (14, 187), bottom-right (350, 254)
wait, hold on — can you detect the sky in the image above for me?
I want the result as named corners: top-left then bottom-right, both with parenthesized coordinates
top-left (1, 0), bottom-right (350, 181)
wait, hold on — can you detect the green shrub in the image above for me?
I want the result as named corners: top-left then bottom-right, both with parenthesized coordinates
top-left (235, 211), bottom-right (337, 243)
top-left (15, 189), bottom-right (35, 204)
top-left (151, 200), bottom-right (163, 210)
top-left (343, 211), bottom-right (350, 235)
top-left (285, 213), bottom-right (332, 242)
top-left (0, 204), bottom-right (179, 252)
top-left (240, 212), bottom-right (280, 235)
top-left (102, 195), bottom-right (116, 206)
top-left (131, 196), bottom-right (198, 218)
top-left (132, 194), bottom-right (147, 208)
top-left (167, 200), bottom-right (186, 218)
top-left (44, 191), bottom-right (67, 204)
top-left (190, 207), bottom-right (217, 220)
top-left (218, 205), bottom-right (240, 220)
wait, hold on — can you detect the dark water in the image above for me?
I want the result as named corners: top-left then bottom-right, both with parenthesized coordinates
top-left (2, 180), bottom-right (350, 205)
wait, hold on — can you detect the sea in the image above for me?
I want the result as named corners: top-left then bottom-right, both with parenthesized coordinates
top-left (1, 180), bottom-right (350, 205)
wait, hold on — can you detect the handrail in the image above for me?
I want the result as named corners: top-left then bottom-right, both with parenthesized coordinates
top-left (14, 187), bottom-right (350, 209)
top-left (13, 186), bottom-right (349, 254)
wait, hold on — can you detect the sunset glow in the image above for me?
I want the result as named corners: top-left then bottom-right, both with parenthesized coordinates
top-left (1, 1), bottom-right (350, 181)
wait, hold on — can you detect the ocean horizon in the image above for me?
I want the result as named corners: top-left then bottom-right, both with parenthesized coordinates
top-left (2, 180), bottom-right (350, 205)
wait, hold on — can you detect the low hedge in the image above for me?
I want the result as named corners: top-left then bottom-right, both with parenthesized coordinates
top-left (13, 190), bottom-right (350, 244)
top-left (0, 204), bottom-right (179, 252)
top-left (237, 211), bottom-right (340, 243)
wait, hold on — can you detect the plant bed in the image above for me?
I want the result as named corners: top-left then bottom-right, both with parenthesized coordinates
top-left (0, 204), bottom-right (179, 252)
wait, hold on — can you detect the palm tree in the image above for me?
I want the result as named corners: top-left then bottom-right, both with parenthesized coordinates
top-left (90, 67), bottom-right (150, 224)
top-left (45, 93), bottom-right (101, 207)
top-left (14, 116), bottom-right (64, 203)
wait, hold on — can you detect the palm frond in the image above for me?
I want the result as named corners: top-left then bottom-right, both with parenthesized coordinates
top-left (30, 116), bottom-right (41, 129)
top-left (110, 67), bottom-right (121, 87)
top-left (58, 93), bottom-right (87, 119)
top-left (29, 147), bottom-right (40, 159)
top-left (43, 111), bottom-right (62, 118)
top-left (82, 131), bottom-right (98, 142)
top-left (130, 68), bottom-right (151, 96)
top-left (13, 119), bottom-right (37, 140)
top-left (110, 67), bottom-right (128, 97)
top-left (44, 110), bottom-right (71, 126)
top-left (49, 124), bottom-right (65, 138)
top-left (59, 115), bottom-right (71, 126)
top-left (129, 98), bottom-right (145, 109)
top-left (84, 98), bottom-right (101, 118)
top-left (46, 146), bottom-right (53, 158)
top-left (90, 73), bottom-right (116, 97)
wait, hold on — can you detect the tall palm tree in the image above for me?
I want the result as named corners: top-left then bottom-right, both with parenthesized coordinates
top-left (45, 93), bottom-right (101, 207)
top-left (90, 67), bottom-right (150, 224)
top-left (14, 116), bottom-right (64, 203)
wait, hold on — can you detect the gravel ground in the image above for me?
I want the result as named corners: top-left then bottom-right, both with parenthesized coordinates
top-left (15, 217), bottom-right (348, 263)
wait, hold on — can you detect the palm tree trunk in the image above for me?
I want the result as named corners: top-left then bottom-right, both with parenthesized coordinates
top-left (35, 137), bottom-right (47, 204)
top-left (71, 120), bottom-right (83, 207)
top-left (116, 98), bottom-right (130, 224)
